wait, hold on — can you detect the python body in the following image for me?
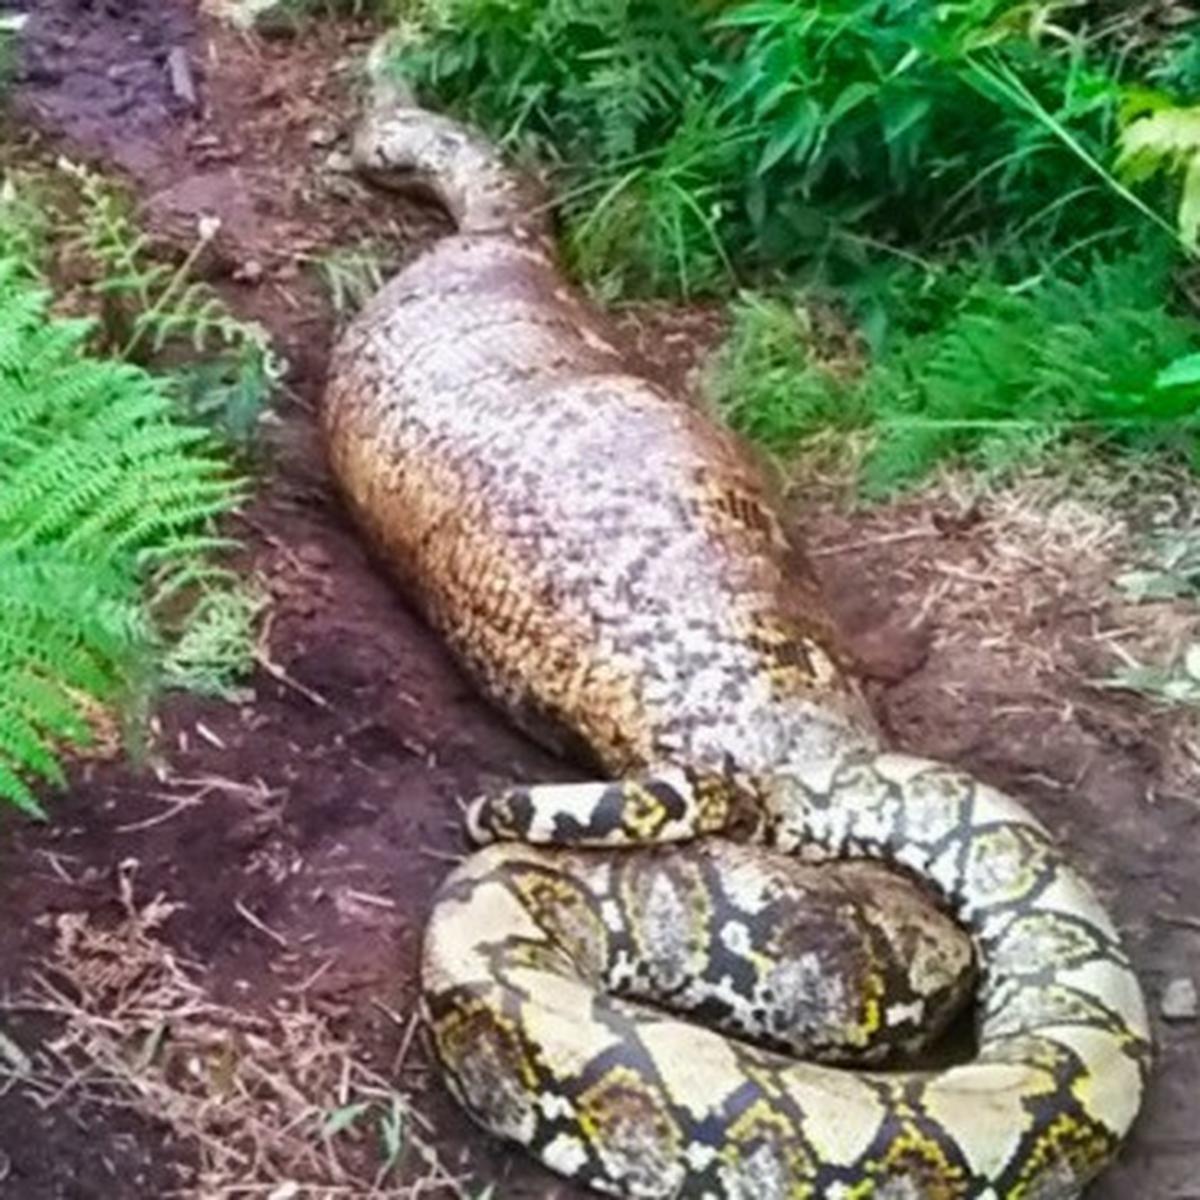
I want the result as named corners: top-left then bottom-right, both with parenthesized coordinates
top-left (323, 87), bottom-right (1152, 1199)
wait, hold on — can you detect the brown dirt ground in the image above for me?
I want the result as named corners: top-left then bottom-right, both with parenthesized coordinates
top-left (0, 3), bottom-right (1198, 1198)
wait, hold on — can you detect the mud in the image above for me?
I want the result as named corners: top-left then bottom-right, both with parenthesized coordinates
top-left (0, 2), bottom-right (1196, 1198)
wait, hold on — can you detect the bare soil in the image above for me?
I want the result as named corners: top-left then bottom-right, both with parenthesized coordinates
top-left (0, 3), bottom-right (1197, 1198)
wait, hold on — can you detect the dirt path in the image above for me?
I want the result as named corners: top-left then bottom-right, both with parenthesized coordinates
top-left (0, 3), bottom-right (1197, 1198)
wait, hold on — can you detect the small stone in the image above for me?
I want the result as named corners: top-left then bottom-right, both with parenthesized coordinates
top-left (323, 174), bottom-right (368, 204)
top-left (167, 46), bottom-right (199, 110)
top-left (323, 149), bottom-right (355, 175)
top-left (1161, 977), bottom-right (1198, 1022)
top-left (296, 542), bottom-right (333, 569)
top-left (202, 0), bottom-right (300, 37)
top-left (234, 259), bottom-right (265, 285)
top-left (308, 125), bottom-right (339, 149)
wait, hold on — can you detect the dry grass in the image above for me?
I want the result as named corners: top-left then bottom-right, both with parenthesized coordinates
top-left (808, 456), bottom-right (1200, 798)
top-left (0, 862), bottom-right (475, 1200)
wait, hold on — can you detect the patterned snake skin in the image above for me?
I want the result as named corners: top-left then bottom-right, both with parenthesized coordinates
top-left (322, 83), bottom-right (1152, 1200)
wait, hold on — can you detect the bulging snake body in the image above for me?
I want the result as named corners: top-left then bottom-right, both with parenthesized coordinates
top-left (322, 87), bottom-right (1151, 1200)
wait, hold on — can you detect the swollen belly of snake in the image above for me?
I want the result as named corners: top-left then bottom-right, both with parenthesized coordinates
top-left (321, 88), bottom-right (1152, 1200)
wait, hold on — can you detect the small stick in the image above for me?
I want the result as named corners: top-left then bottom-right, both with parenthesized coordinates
top-left (116, 794), bottom-right (202, 834)
top-left (234, 899), bottom-right (289, 949)
top-left (167, 47), bottom-right (199, 111)
top-left (810, 527), bottom-right (938, 558)
top-left (255, 648), bottom-right (331, 710)
top-left (1156, 911), bottom-right (1200, 934)
top-left (33, 850), bottom-right (80, 884)
top-left (391, 1009), bottom-right (422, 1076)
top-left (342, 889), bottom-right (396, 911)
top-left (284, 957), bottom-right (335, 996)
top-left (417, 847), bottom-right (465, 865)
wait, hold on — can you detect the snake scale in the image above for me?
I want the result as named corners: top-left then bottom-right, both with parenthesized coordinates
top-left (322, 80), bottom-right (1152, 1200)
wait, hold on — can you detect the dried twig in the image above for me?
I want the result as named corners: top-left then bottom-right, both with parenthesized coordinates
top-left (5, 885), bottom-right (473, 1199)
top-left (234, 898), bottom-right (291, 949)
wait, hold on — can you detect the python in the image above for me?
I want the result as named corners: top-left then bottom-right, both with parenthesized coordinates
top-left (322, 75), bottom-right (1151, 1200)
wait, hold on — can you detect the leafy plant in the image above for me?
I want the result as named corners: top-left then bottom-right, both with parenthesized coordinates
top-left (0, 549), bottom-right (149, 814)
top-left (389, 0), bottom-right (1175, 297)
top-left (0, 175), bottom-right (45, 270)
top-left (857, 248), bottom-right (1200, 495)
top-left (379, 0), bottom-right (1200, 495)
top-left (1103, 523), bottom-right (1200, 706)
top-left (161, 581), bottom-right (264, 700)
top-left (323, 1092), bottom-right (410, 1178)
top-left (1101, 642), bottom-right (1200, 707)
top-left (1118, 94), bottom-right (1200, 251)
top-left (705, 292), bottom-right (861, 452)
top-left (1116, 531), bottom-right (1200, 600)
top-left (0, 256), bottom-right (246, 812)
top-left (311, 241), bottom-right (390, 321)
top-left (3, 161), bottom-right (282, 445)
top-left (708, 244), bottom-right (1200, 495)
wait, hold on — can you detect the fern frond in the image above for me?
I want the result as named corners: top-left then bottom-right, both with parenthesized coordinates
top-left (52, 162), bottom-right (279, 439)
top-left (0, 254), bottom-right (246, 813)
top-left (0, 763), bottom-right (41, 817)
top-left (0, 547), bottom-right (150, 815)
top-left (0, 699), bottom-right (68, 788)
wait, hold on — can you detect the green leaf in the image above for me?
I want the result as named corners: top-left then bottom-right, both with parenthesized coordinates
top-left (1117, 104), bottom-right (1200, 184)
top-left (826, 81), bottom-right (877, 126)
top-left (758, 95), bottom-right (821, 175)
top-left (1186, 644), bottom-right (1200, 682)
top-left (1156, 353), bottom-right (1200, 391)
top-left (1115, 569), bottom-right (1198, 601)
top-left (1181, 155), bottom-right (1200, 252)
top-left (378, 1097), bottom-right (407, 1171)
top-left (323, 1102), bottom-right (371, 1137)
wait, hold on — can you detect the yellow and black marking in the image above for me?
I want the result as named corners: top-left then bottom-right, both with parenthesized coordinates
top-left (425, 760), bottom-right (1150, 1198)
top-left (469, 770), bottom-right (736, 848)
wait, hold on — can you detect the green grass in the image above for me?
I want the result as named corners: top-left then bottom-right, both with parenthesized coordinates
top-left (707, 245), bottom-right (1200, 497)
top-left (705, 292), bottom-right (863, 454)
top-left (386, 0), bottom-right (1189, 300)
top-left (381, 1), bottom-right (1200, 494)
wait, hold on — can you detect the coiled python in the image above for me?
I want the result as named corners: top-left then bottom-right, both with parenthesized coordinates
top-left (322, 78), bottom-right (1152, 1200)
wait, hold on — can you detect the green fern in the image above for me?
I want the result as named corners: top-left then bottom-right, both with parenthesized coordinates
top-left (0, 256), bottom-right (245, 813)
top-left (0, 548), bottom-right (149, 815)
top-left (53, 161), bottom-right (281, 443)
top-left (161, 582), bottom-right (265, 700)
top-left (311, 242), bottom-right (390, 321)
